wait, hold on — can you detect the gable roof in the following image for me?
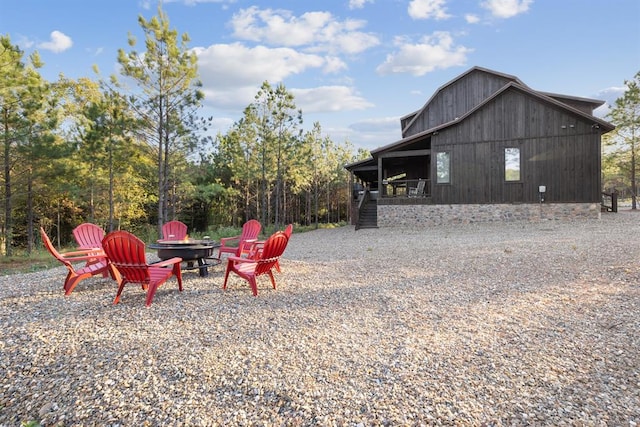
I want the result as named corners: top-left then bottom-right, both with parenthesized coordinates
top-left (401, 66), bottom-right (527, 135)
top-left (372, 80), bottom-right (614, 156)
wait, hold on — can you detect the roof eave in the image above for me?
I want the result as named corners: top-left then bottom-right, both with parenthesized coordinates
top-left (539, 91), bottom-right (606, 107)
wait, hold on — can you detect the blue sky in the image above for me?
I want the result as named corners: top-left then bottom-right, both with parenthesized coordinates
top-left (2, 0), bottom-right (639, 151)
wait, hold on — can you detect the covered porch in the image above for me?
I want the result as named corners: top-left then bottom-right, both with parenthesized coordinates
top-left (347, 136), bottom-right (432, 201)
top-left (345, 136), bottom-right (432, 228)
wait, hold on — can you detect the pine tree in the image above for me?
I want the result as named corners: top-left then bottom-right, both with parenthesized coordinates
top-left (114, 5), bottom-right (205, 233)
top-left (607, 71), bottom-right (640, 209)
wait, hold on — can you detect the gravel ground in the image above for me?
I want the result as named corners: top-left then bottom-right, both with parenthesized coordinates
top-left (1, 213), bottom-right (639, 426)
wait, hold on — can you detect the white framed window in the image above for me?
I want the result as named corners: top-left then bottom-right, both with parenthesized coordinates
top-left (436, 151), bottom-right (450, 184)
top-left (505, 147), bottom-right (521, 182)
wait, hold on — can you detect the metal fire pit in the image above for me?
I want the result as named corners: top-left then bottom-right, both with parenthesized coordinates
top-left (148, 239), bottom-right (221, 277)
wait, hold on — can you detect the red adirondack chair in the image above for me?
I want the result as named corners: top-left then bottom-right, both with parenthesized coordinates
top-left (274, 224), bottom-right (293, 272)
top-left (73, 223), bottom-right (105, 249)
top-left (160, 220), bottom-right (188, 241)
top-left (73, 223), bottom-right (106, 269)
top-left (249, 224), bottom-right (293, 273)
top-left (223, 231), bottom-right (289, 296)
top-left (102, 230), bottom-right (183, 307)
top-left (40, 227), bottom-right (111, 295)
top-left (217, 219), bottom-right (262, 258)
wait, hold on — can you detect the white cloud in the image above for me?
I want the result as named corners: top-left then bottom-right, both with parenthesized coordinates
top-left (593, 104), bottom-right (610, 119)
top-left (292, 86), bottom-right (374, 113)
top-left (230, 7), bottom-right (323, 45)
top-left (194, 43), bottom-right (364, 113)
top-left (195, 43), bottom-right (324, 88)
top-left (481, 0), bottom-right (533, 18)
top-left (593, 86), bottom-right (626, 118)
top-left (408, 0), bottom-right (451, 20)
top-left (349, 0), bottom-right (374, 9)
top-left (210, 116), bottom-right (236, 133)
top-left (349, 116), bottom-right (399, 132)
top-left (230, 7), bottom-right (379, 55)
top-left (13, 35), bottom-right (35, 49)
top-left (465, 14), bottom-right (481, 24)
top-left (323, 56), bottom-right (348, 74)
top-left (38, 31), bottom-right (72, 53)
top-left (596, 86), bottom-right (626, 98)
top-left (341, 116), bottom-right (403, 150)
top-left (376, 32), bottom-right (472, 76)
top-left (314, 119), bottom-right (402, 151)
top-left (204, 86), bottom-right (261, 111)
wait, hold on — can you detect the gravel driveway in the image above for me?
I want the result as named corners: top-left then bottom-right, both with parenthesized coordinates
top-left (1, 212), bottom-right (639, 426)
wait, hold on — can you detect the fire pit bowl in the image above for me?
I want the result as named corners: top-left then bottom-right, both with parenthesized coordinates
top-left (148, 239), bottom-right (221, 277)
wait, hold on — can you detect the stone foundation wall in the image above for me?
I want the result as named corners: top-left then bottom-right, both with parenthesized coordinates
top-left (377, 203), bottom-right (600, 227)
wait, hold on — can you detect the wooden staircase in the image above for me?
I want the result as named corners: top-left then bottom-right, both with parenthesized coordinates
top-left (356, 198), bottom-right (378, 230)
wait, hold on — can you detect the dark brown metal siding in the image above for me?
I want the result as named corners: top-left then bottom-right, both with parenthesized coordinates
top-left (430, 90), bottom-right (602, 205)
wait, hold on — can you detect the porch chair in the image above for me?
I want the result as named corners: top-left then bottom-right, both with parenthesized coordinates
top-left (102, 230), bottom-right (183, 307)
top-left (408, 179), bottom-right (426, 197)
top-left (223, 231), bottom-right (289, 296)
top-left (217, 219), bottom-right (262, 259)
top-left (40, 227), bottom-right (111, 295)
top-left (160, 220), bottom-right (188, 241)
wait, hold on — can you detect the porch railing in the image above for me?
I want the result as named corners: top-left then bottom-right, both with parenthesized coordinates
top-left (381, 179), bottom-right (430, 198)
top-left (601, 190), bottom-right (618, 213)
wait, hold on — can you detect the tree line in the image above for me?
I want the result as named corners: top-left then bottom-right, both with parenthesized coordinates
top-left (0, 7), bottom-right (367, 255)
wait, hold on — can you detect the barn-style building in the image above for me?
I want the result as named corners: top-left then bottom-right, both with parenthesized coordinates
top-left (345, 66), bottom-right (615, 228)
